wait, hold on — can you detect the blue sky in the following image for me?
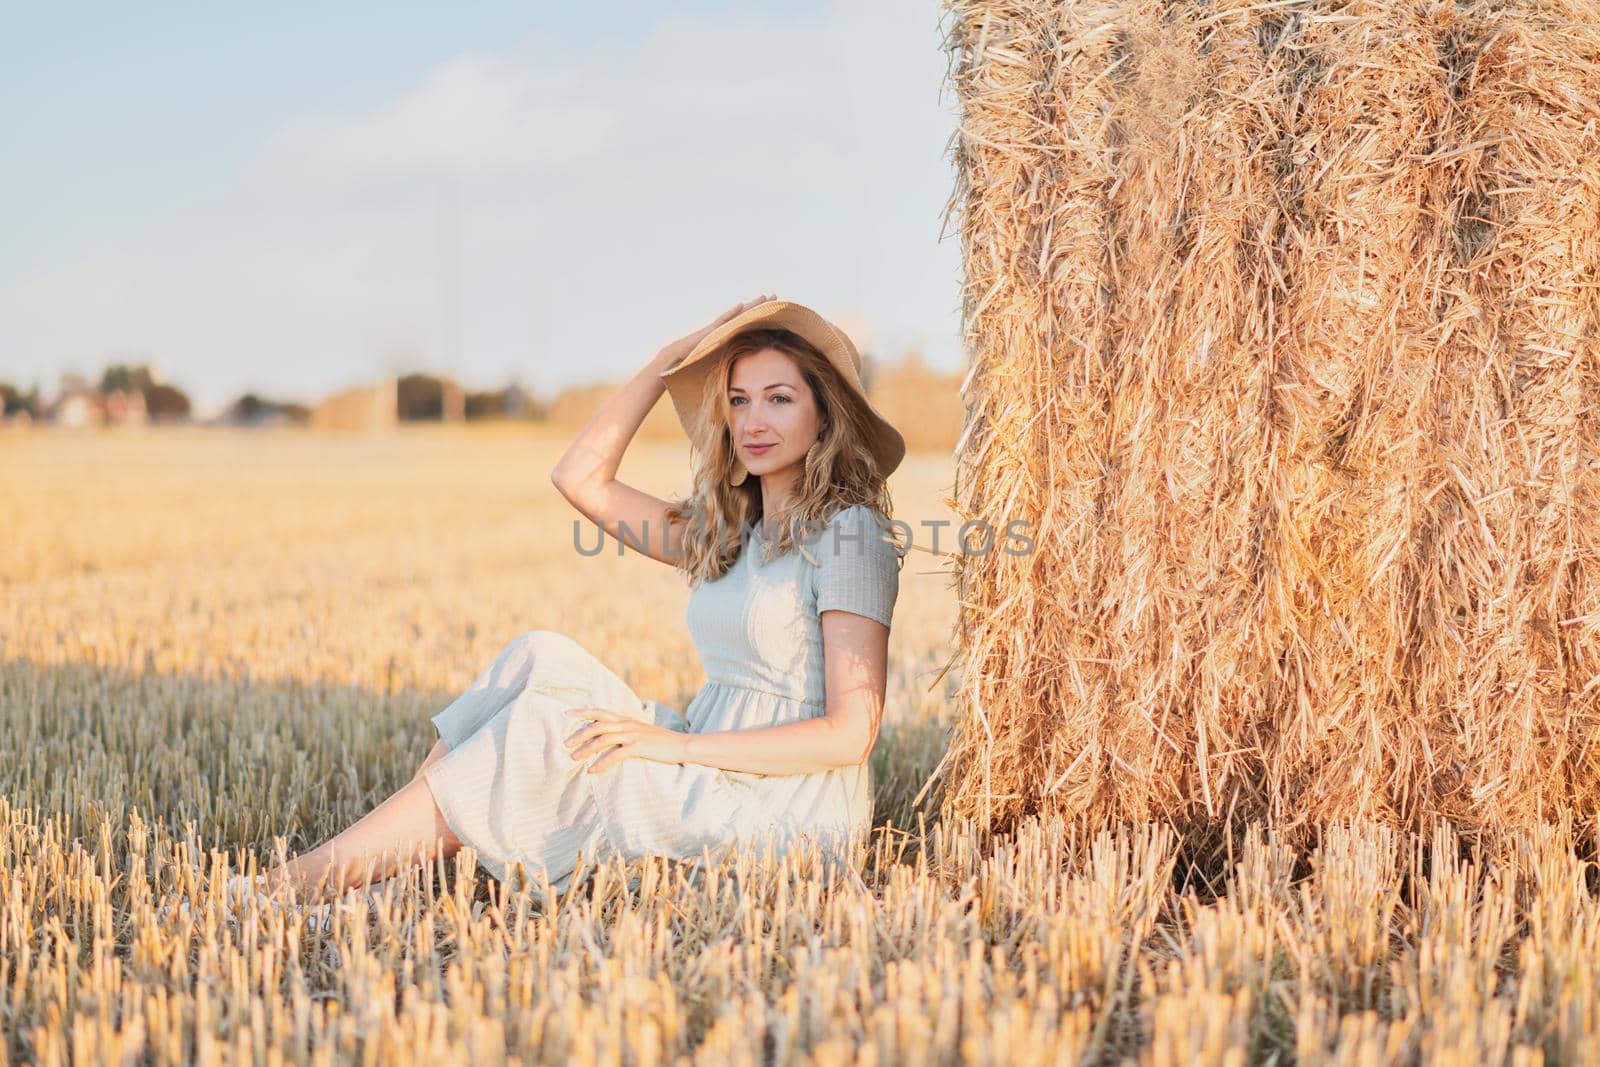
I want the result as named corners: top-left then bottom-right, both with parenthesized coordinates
top-left (1, 1), bottom-right (964, 415)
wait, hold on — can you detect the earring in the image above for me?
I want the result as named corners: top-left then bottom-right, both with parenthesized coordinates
top-left (802, 439), bottom-right (822, 480)
top-left (729, 456), bottom-right (749, 486)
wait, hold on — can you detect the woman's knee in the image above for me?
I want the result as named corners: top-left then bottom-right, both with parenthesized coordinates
top-left (513, 630), bottom-right (604, 690)
top-left (517, 628), bottom-right (586, 661)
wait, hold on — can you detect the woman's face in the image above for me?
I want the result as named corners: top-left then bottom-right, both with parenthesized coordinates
top-left (727, 347), bottom-right (824, 485)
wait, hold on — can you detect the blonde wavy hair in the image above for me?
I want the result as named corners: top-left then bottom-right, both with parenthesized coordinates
top-left (664, 327), bottom-right (903, 585)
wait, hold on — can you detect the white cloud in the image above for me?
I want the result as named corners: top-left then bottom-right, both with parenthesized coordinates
top-left (237, 53), bottom-right (621, 202)
top-left (0, 1), bottom-right (962, 416)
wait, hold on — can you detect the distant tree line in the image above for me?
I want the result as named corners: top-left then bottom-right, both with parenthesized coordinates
top-left (0, 363), bottom-right (543, 428)
top-left (2, 351), bottom-right (959, 444)
top-left (98, 364), bottom-right (192, 420)
top-left (0, 363), bottom-right (192, 426)
top-left (1, 382), bottom-right (40, 418)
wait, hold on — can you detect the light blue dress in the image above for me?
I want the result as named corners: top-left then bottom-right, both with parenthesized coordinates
top-left (420, 504), bottom-right (903, 890)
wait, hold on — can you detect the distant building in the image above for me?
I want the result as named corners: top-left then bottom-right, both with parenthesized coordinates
top-left (103, 388), bottom-right (148, 427)
top-left (51, 390), bottom-right (104, 429)
top-left (95, 363), bottom-right (190, 423)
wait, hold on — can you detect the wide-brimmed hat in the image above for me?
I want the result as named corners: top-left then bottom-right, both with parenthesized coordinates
top-left (658, 299), bottom-right (907, 481)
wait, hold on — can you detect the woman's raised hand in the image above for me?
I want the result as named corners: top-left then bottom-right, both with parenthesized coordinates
top-left (654, 293), bottom-right (778, 373)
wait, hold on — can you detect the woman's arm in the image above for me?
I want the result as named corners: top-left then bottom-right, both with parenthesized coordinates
top-left (549, 350), bottom-right (689, 566)
top-left (551, 295), bottom-right (772, 565)
top-left (684, 610), bottom-right (888, 774)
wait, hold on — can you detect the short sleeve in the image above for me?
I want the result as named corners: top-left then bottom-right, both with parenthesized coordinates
top-left (810, 505), bottom-right (901, 628)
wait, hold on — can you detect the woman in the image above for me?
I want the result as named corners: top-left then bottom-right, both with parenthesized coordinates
top-left (226, 296), bottom-right (908, 910)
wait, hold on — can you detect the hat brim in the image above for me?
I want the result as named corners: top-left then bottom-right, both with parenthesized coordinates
top-left (659, 300), bottom-right (907, 478)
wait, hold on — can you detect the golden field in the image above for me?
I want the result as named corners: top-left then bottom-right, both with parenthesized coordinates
top-left (3, 427), bottom-right (1599, 1065)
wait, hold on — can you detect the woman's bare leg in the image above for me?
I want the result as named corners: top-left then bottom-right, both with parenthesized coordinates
top-left (262, 738), bottom-right (459, 900)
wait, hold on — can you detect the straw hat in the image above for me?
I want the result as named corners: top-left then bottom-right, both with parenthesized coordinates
top-left (658, 300), bottom-right (907, 483)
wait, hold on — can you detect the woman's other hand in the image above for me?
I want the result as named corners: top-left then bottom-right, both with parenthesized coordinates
top-left (563, 706), bottom-right (691, 774)
top-left (652, 293), bottom-right (777, 374)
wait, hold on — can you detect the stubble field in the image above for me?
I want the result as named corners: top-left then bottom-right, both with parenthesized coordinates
top-left (3, 428), bottom-right (1598, 1065)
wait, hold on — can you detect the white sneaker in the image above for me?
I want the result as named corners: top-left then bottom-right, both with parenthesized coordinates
top-left (303, 877), bottom-right (408, 933)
